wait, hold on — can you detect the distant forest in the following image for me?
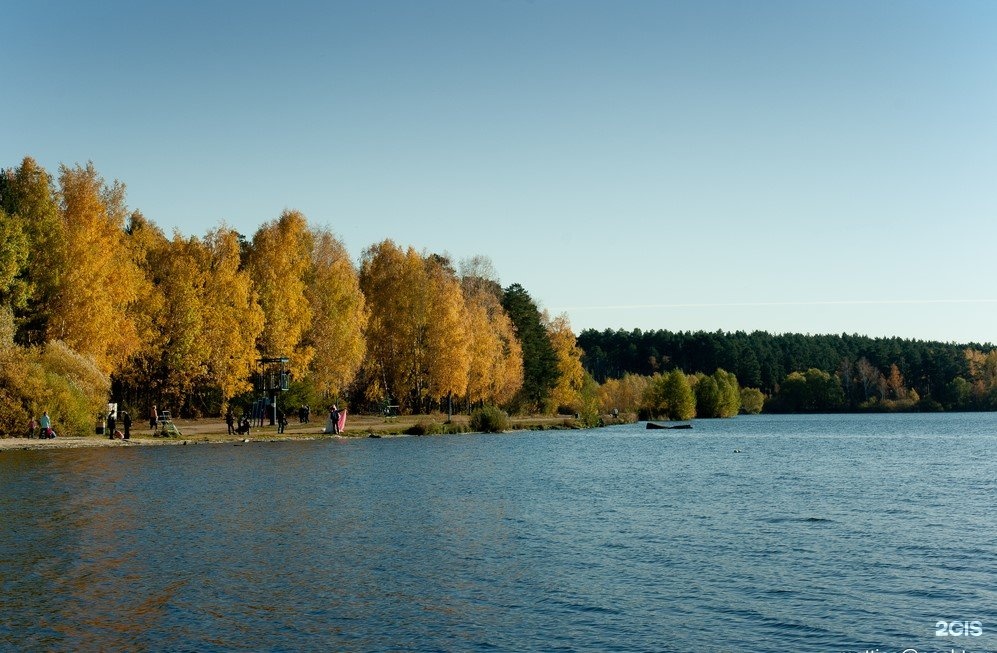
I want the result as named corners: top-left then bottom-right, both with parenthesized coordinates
top-left (578, 329), bottom-right (997, 412)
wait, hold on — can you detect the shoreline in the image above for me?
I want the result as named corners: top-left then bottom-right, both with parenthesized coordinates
top-left (0, 413), bottom-right (612, 451)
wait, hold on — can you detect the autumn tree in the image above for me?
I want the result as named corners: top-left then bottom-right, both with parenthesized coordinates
top-left (147, 235), bottom-right (213, 407)
top-left (115, 212), bottom-right (169, 409)
top-left (461, 280), bottom-right (523, 408)
top-left (246, 210), bottom-right (315, 376)
top-left (598, 373), bottom-right (650, 414)
top-left (359, 240), bottom-right (415, 406)
top-left (460, 257), bottom-right (523, 408)
top-left (0, 157), bottom-right (64, 341)
top-left (201, 227), bottom-right (265, 406)
top-left (713, 368), bottom-right (741, 417)
top-left (544, 313), bottom-right (585, 413)
top-left (302, 227), bottom-right (368, 399)
top-left (642, 369), bottom-right (696, 421)
top-left (885, 364), bottom-right (907, 400)
top-left (0, 208), bottom-right (29, 309)
top-left (739, 387), bottom-right (765, 414)
top-left (47, 163), bottom-right (143, 374)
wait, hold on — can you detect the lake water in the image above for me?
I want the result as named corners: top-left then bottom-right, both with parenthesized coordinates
top-left (2, 413), bottom-right (995, 652)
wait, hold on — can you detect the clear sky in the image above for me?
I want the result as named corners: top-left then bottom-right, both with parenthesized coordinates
top-left (4, 1), bottom-right (996, 344)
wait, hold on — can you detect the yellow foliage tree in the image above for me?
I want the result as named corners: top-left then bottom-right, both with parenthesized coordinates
top-left (48, 163), bottom-right (143, 374)
top-left (303, 228), bottom-right (368, 398)
top-left (202, 227), bottom-right (265, 405)
top-left (544, 312), bottom-right (585, 413)
top-left (359, 240), bottom-right (424, 405)
top-left (151, 235), bottom-right (212, 403)
top-left (965, 348), bottom-right (997, 397)
top-left (461, 278), bottom-right (523, 407)
top-left (598, 373), bottom-right (651, 414)
top-left (246, 210), bottom-right (315, 376)
top-left (424, 255), bottom-right (470, 405)
top-left (359, 242), bottom-right (474, 412)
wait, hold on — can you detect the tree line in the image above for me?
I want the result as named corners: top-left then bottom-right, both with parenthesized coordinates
top-left (5, 156), bottom-right (993, 437)
top-left (579, 328), bottom-right (997, 412)
top-left (0, 157), bottom-right (589, 436)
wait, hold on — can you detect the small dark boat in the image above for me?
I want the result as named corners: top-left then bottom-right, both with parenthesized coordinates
top-left (646, 422), bottom-right (693, 430)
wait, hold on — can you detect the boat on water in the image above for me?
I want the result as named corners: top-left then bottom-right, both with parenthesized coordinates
top-left (646, 422), bottom-right (693, 430)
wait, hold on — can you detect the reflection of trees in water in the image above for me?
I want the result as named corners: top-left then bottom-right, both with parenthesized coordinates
top-left (2, 448), bottom-right (173, 650)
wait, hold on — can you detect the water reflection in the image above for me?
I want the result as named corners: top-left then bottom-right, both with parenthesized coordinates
top-left (2, 414), bottom-right (996, 651)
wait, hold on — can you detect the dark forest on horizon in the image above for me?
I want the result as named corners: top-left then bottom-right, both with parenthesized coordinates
top-left (579, 328), bottom-right (997, 413)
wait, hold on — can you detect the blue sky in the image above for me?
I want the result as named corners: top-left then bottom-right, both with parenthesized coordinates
top-left (4, 1), bottom-right (996, 344)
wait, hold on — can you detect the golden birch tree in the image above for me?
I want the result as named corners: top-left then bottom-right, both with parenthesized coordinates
top-left (358, 240), bottom-right (427, 407)
top-left (461, 277), bottom-right (523, 407)
top-left (544, 312), bottom-right (585, 412)
top-left (303, 227), bottom-right (368, 397)
top-left (246, 210), bottom-right (315, 376)
top-left (463, 297), bottom-right (498, 405)
top-left (202, 227), bottom-right (265, 405)
top-left (117, 211), bottom-right (169, 399)
top-left (150, 235), bottom-right (212, 404)
top-left (423, 255), bottom-right (470, 405)
top-left (48, 163), bottom-right (143, 374)
top-left (491, 310), bottom-right (525, 406)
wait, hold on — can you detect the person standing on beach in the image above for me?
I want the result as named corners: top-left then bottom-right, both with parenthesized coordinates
top-left (330, 405), bottom-right (340, 435)
top-left (226, 408), bottom-right (235, 435)
top-left (150, 405), bottom-right (158, 431)
top-left (39, 411), bottom-right (51, 438)
top-left (107, 410), bottom-right (117, 439)
top-left (27, 417), bottom-right (37, 438)
top-left (122, 410), bottom-right (131, 439)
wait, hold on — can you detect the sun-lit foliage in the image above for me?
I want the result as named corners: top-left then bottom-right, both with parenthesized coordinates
top-left (246, 210), bottom-right (315, 376)
top-left (47, 163), bottom-right (144, 374)
top-left (544, 312), bottom-right (585, 414)
top-left (304, 227), bottom-right (368, 398)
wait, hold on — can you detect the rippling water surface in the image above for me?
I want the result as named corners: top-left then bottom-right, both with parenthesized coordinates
top-left (2, 413), bottom-right (996, 652)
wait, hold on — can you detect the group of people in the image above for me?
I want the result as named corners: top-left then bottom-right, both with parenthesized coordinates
top-left (26, 411), bottom-right (55, 439)
top-left (225, 410), bottom-right (253, 435)
top-left (23, 402), bottom-right (347, 440)
top-left (105, 409), bottom-right (132, 439)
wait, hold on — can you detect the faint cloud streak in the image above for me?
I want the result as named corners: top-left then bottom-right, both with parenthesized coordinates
top-left (552, 299), bottom-right (997, 311)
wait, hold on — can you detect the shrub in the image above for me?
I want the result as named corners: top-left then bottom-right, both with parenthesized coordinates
top-left (469, 405), bottom-right (509, 433)
top-left (405, 420), bottom-right (443, 436)
top-left (739, 387), bottom-right (765, 414)
top-left (0, 340), bottom-right (109, 437)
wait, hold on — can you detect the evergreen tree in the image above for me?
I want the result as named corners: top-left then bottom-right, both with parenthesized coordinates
top-left (502, 283), bottom-right (558, 412)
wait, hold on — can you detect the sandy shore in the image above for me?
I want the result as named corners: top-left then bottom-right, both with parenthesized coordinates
top-left (0, 420), bottom-right (336, 451)
top-left (0, 413), bottom-right (579, 451)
